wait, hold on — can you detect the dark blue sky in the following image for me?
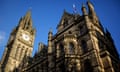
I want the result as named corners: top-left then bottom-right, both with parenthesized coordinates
top-left (0, 0), bottom-right (120, 59)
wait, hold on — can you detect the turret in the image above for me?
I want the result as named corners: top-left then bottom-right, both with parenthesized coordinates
top-left (47, 29), bottom-right (55, 72)
top-left (48, 29), bottom-right (53, 54)
top-left (87, 0), bottom-right (95, 15)
top-left (81, 4), bottom-right (88, 16)
top-left (81, 3), bottom-right (91, 29)
top-left (87, 1), bottom-right (98, 23)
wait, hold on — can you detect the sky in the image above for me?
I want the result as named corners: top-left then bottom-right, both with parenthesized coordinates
top-left (0, 0), bottom-right (120, 60)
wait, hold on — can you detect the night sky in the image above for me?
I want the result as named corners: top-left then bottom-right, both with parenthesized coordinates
top-left (0, 0), bottom-right (120, 59)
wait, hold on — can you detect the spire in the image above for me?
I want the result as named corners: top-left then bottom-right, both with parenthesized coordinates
top-left (24, 10), bottom-right (31, 20)
top-left (81, 3), bottom-right (88, 15)
top-left (18, 10), bottom-right (33, 31)
top-left (24, 10), bottom-right (32, 25)
top-left (18, 9), bottom-right (33, 30)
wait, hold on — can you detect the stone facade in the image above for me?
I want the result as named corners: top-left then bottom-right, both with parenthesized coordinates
top-left (21, 1), bottom-right (120, 72)
top-left (0, 1), bottom-right (120, 72)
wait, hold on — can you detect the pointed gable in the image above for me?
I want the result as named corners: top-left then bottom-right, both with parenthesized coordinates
top-left (57, 10), bottom-right (74, 32)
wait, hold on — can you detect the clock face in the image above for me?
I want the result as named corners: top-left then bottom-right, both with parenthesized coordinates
top-left (22, 34), bottom-right (30, 41)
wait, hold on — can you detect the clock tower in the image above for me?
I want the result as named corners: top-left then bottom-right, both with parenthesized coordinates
top-left (0, 11), bottom-right (36, 72)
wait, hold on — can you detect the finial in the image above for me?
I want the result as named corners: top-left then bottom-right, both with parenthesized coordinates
top-left (49, 28), bottom-right (52, 33)
top-left (26, 7), bottom-right (32, 16)
top-left (48, 27), bottom-right (53, 36)
top-left (24, 9), bottom-right (31, 20)
top-left (82, 3), bottom-right (85, 8)
top-left (63, 9), bottom-right (68, 14)
top-left (28, 7), bottom-right (32, 12)
top-left (29, 7), bottom-right (32, 10)
top-left (81, 3), bottom-right (87, 15)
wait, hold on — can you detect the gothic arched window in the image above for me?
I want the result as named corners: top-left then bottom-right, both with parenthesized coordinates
top-left (81, 40), bottom-right (87, 53)
top-left (69, 42), bottom-right (75, 54)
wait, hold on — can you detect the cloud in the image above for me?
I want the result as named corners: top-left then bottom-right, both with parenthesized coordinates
top-left (0, 31), bottom-right (5, 44)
